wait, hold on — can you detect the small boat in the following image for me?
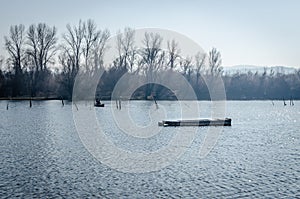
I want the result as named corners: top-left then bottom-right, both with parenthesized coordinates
top-left (94, 103), bottom-right (104, 107)
top-left (158, 118), bottom-right (231, 127)
top-left (94, 98), bottom-right (104, 107)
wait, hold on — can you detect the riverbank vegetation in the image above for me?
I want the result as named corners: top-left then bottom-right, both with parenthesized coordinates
top-left (0, 19), bottom-right (299, 100)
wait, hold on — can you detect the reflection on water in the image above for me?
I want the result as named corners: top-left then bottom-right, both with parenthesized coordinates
top-left (0, 100), bottom-right (299, 198)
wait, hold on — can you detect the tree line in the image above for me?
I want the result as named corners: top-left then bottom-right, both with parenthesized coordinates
top-left (0, 19), bottom-right (299, 100)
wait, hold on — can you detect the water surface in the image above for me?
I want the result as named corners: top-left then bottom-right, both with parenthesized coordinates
top-left (0, 100), bottom-right (299, 198)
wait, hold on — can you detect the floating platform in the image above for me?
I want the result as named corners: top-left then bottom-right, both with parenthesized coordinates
top-left (158, 118), bottom-right (231, 127)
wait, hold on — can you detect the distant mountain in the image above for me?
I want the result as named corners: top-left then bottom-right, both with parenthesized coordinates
top-left (223, 65), bottom-right (299, 75)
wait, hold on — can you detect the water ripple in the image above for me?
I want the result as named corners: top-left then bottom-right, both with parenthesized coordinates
top-left (0, 100), bottom-right (299, 198)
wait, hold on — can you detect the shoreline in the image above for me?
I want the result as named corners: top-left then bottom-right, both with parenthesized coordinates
top-left (0, 97), bottom-right (298, 101)
top-left (0, 97), bottom-right (62, 101)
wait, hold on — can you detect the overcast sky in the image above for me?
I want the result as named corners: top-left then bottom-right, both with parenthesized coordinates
top-left (0, 0), bottom-right (299, 67)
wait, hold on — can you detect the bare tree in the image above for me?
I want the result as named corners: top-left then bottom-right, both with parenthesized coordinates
top-left (195, 52), bottom-right (206, 84)
top-left (59, 51), bottom-right (74, 99)
top-left (26, 23), bottom-right (57, 96)
top-left (140, 32), bottom-right (165, 73)
top-left (62, 20), bottom-right (85, 74)
top-left (27, 23), bottom-right (57, 71)
top-left (4, 24), bottom-right (26, 96)
top-left (208, 47), bottom-right (222, 76)
top-left (92, 29), bottom-right (110, 71)
top-left (179, 56), bottom-right (193, 82)
top-left (139, 32), bottom-right (165, 99)
top-left (60, 20), bottom-right (85, 99)
top-left (167, 39), bottom-right (181, 69)
top-left (115, 27), bottom-right (135, 71)
top-left (82, 19), bottom-right (100, 71)
top-left (60, 19), bottom-right (110, 98)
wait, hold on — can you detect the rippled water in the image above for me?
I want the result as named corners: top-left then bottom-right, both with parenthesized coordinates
top-left (0, 100), bottom-right (299, 198)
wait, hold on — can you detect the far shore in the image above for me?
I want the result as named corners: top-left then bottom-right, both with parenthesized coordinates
top-left (0, 97), bottom-right (62, 101)
top-left (0, 97), bottom-right (298, 101)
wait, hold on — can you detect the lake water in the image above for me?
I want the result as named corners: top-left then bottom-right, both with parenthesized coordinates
top-left (0, 100), bottom-right (299, 198)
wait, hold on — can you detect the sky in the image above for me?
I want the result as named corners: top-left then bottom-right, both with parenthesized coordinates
top-left (0, 0), bottom-right (299, 67)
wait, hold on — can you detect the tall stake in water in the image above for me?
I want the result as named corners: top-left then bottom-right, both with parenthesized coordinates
top-left (61, 96), bottom-right (64, 106)
top-left (153, 96), bottom-right (159, 109)
top-left (119, 99), bottom-right (121, 110)
top-left (290, 96), bottom-right (294, 106)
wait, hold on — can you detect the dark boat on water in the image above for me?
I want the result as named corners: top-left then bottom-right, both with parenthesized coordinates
top-left (94, 103), bottom-right (104, 107)
top-left (94, 98), bottom-right (104, 107)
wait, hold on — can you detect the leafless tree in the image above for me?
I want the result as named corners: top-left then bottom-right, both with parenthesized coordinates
top-left (5, 25), bottom-right (26, 72)
top-left (179, 56), bottom-right (193, 82)
top-left (167, 39), bottom-right (181, 69)
top-left (140, 32), bottom-right (165, 73)
top-left (62, 20), bottom-right (85, 74)
top-left (138, 32), bottom-right (165, 98)
top-left (60, 20), bottom-right (85, 98)
top-left (4, 24), bottom-right (26, 96)
top-left (115, 27), bottom-right (136, 72)
top-left (60, 19), bottom-right (110, 98)
top-left (27, 23), bottom-right (57, 71)
top-left (92, 29), bottom-right (110, 70)
top-left (58, 51), bottom-right (74, 98)
top-left (208, 47), bottom-right (222, 76)
top-left (82, 19), bottom-right (100, 71)
top-left (195, 52), bottom-right (206, 84)
top-left (26, 23), bottom-right (57, 96)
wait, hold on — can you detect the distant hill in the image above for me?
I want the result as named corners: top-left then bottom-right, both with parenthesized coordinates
top-left (223, 65), bottom-right (299, 75)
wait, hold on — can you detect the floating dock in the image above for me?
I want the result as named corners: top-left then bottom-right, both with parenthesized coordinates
top-left (158, 118), bottom-right (231, 127)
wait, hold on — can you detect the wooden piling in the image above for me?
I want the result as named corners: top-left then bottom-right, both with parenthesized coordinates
top-left (61, 96), bottom-right (64, 106)
top-left (118, 99), bottom-right (121, 110)
top-left (153, 96), bottom-right (158, 109)
top-left (290, 97), bottom-right (294, 106)
top-left (74, 102), bottom-right (78, 111)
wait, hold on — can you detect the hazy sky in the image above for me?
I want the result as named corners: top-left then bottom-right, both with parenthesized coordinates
top-left (0, 0), bottom-right (299, 67)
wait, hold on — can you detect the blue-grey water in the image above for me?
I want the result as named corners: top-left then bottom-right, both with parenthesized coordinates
top-left (0, 100), bottom-right (299, 198)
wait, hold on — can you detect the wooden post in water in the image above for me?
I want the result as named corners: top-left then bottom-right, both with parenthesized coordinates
top-left (61, 96), bottom-right (64, 106)
top-left (29, 98), bottom-right (32, 108)
top-left (6, 102), bottom-right (9, 110)
top-left (119, 99), bottom-right (121, 110)
top-left (153, 96), bottom-right (158, 109)
top-left (290, 96), bottom-right (294, 106)
top-left (74, 102), bottom-right (78, 111)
